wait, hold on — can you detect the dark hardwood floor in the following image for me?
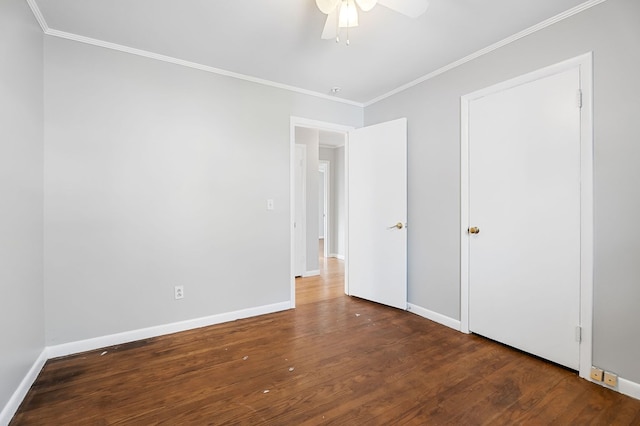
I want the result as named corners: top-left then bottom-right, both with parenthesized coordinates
top-left (11, 250), bottom-right (640, 424)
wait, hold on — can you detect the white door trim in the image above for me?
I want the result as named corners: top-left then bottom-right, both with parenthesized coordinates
top-left (290, 117), bottom-right (353, 308)
top-left (294, 144), bottom-right (307, 280)
top-left (319, 161), bottom-right (331, 259)
top-left (460, 53), bottom-right (593, 380)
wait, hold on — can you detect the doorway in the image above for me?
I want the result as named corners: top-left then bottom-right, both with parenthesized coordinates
top-left (291, 117), bottom-right (409, 310)
top-left (290, 117), bottom-right (352, 307)
top-left (460, 53), bottom-right (593, 379)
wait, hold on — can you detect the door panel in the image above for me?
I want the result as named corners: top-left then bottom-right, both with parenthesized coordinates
top-left (468, 68), bottom-right (581, 369)
top-left (348, 118), bottom-right (407, 310)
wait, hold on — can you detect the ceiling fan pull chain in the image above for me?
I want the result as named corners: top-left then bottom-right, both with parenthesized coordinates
top-left (336, 8), bottom-right (340, 43)
top-left (345, 2), bottom-right (356, 46)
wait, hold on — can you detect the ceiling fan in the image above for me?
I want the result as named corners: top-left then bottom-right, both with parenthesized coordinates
top-left (316, 0), bottom-right (430, 44)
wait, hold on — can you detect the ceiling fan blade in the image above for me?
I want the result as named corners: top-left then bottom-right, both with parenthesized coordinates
top-left (321, 10), bottom-right (338, 40)
top-left (378, 0), bottom-right (429, 18)
top-left (355, 0), bottom-right (378, 12)
top-left (316, 0), bottom-right (340, 15)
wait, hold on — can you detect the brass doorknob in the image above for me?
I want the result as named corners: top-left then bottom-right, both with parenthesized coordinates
top-left (388, 222), bottom-right (404, 230)
top-left (469, 227), bottom-right (480, 234)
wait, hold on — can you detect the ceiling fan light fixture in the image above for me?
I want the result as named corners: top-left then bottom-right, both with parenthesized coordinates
top-left (355, 0), bottom-right (377, 12)
top-left (316, 0), bottom-right (340, 14)
top-left (338, 0), bottom-right (359, 28)
top-left (319, 0), bottom-right (428, 45)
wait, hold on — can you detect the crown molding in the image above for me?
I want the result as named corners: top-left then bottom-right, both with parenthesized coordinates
top-left (44, 28), bottom-right (364, 107)
top-left (25, 1), bottom-right (363, 108)
top-left (363, 0), bottom-right (609, 107)
top-left (26, 0), bottom-right (48, 32)
top-left (26, 0), bottom-right (607, 109)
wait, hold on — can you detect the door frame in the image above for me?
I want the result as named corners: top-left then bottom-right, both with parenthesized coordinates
top-left (290, 117), bottom-right (353, 308)
top-left (319, 161), bottom-right (331, 259)
top-left (294, 144), bottom-right (307, 278)
top-left (460, 53), bottom-right (593, 380)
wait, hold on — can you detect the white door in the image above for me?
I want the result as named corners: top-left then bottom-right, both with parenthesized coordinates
top-left (294, 144), bottom-right (306, 277)
top-left (467, 67), bottom-right (581, 369)
top-left (347, 118), bottom-right (407, 310)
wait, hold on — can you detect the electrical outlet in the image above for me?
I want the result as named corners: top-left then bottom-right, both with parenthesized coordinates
top-left (590, 367), bottom-right (604, 382)
top-left (174, 285), bottom-right (184, 300)
top-left (604, 371), bottom-right (618, 387)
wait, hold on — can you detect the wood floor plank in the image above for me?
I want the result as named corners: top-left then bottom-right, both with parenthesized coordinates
top-left (10, 255), bottom-right (640, 425)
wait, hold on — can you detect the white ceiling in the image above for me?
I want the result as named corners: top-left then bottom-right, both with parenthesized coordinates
top-left (33, 0), bottom-right (596, 105)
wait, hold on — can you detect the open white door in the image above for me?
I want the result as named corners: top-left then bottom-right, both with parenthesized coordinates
top-left (347, 118), bottom-right (407, 310)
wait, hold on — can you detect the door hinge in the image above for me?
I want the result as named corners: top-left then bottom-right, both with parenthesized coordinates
top-left (575, 326), bottom-right (582, 342)
top-left (577, 89), bottom-right (583, 109)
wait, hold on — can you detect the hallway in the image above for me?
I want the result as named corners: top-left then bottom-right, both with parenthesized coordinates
top-left (295, 239), bottom-right (344, 305)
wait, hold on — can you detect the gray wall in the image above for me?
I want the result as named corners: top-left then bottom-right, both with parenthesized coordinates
top-left (43, 37), bottom-right (362, 345)
top-left (294, 127), bottom-right (320, 274)
top-left (365, 0), bottom-right (640, 383)
top-left (0, 0), bottom-right (45, 414)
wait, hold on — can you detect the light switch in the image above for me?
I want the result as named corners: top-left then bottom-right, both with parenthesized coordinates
top-left (267, 199), bottom-right (274, 210)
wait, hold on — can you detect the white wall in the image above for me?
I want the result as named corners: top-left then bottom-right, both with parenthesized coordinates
top-left (43, 36), bottom-right (362, 345)
top-left (294, 127), bottom-right (320, 273)
top-left (365, 0), bottom-right (640, 384)
top-left (0, 0), bottom-right (45, 415)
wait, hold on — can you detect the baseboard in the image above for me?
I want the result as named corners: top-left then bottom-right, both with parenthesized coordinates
top-left (302, 270), bottom-right (320, 277)
top-left (3, 304), bottom-right (638, 425)
top-left (329, 253), bottom-right (345, 260)
top-left (47, 301), bottom-right (291, 359)
top-left (619, 377), bottom-right (640, 400)
top-left (407, 303), bottom-right (461, 331)
top-left (2, 302), bottom-right (291, 424)
top-left (405, 305), bottom-right (639, 402)
top-left (0, 349), bottom-right (47, 426)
